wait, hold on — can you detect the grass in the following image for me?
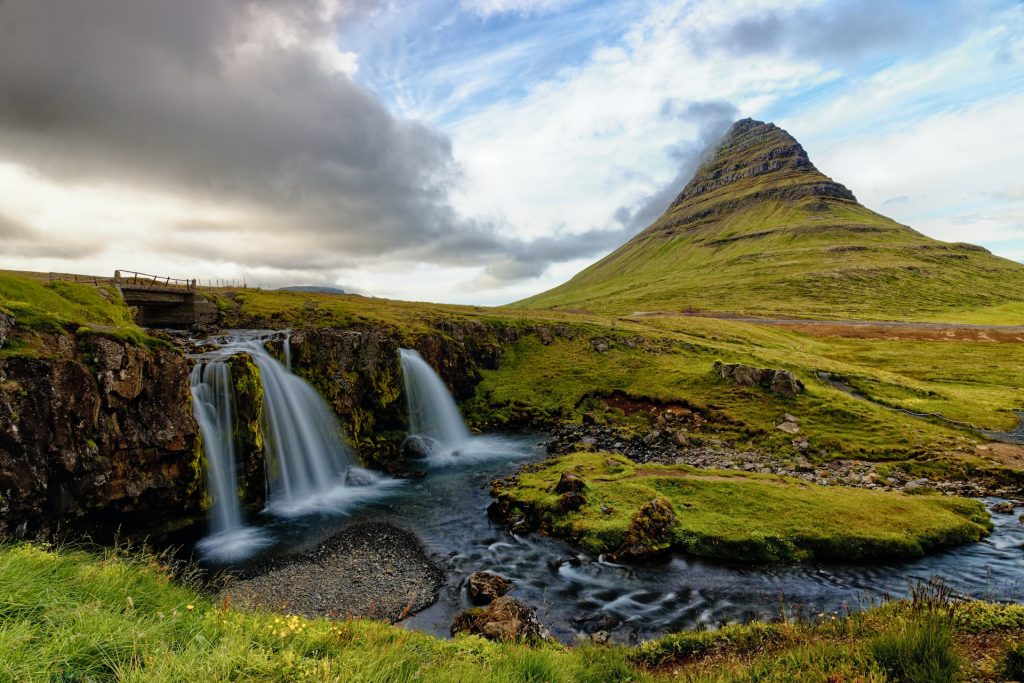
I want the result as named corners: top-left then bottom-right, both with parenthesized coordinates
top-left (0, 271), bottom-right (152, 351)
top-left (491, 451), bottom-right (992, 562)
top-left (3, 542), bottom-right (1022, 682)
top-left (869, 616), bottom-right (961, 682)
top-left (516, 125), bottom-right (1024, 323)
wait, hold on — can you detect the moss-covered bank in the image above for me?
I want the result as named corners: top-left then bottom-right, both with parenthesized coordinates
top-left (490, 451), bottom-right (992, 562)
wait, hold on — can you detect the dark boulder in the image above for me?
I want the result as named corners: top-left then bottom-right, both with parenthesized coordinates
top-left (554, 471), bottom-right (586, 494)
top-left (467, 571), bottom-right (512, 604)
top-left (713, 361), bottom-right (805, 397)
top-left (0, 311), bottom-right (13, 349)
top-left (451, 596), bottom-right (547, 642)
top-left (614, 497), bottom-right (678, 560)
top-left (401, 435), bottom-right (440, 460)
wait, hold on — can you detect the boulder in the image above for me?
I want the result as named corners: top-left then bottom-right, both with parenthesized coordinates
top-left (712, 361), bottom-right (805, 396)
top-left (991, 501), bottom-right (1016, 514)
top-left (614, 497), bottom-right (677, 560)
top-left (590, 338), bottom-right (610, 353)
top-left (467, 571), bottom-right (512, 605)
top-left (0, 311), bottom-right (13, 349)
top-left (556, 491), bottom-right (586, 513)
top-left (451, 596), bottom-right (547, 642)
top-left (554, 471), bottom-right (586, 494)
top-left (401, 435), bottom-right (440, 460)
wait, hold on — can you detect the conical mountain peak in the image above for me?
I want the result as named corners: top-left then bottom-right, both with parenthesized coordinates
top-left (665, 118), bottom-right (856, 225)
top-left (517, 118), bottom-right (1024, 319)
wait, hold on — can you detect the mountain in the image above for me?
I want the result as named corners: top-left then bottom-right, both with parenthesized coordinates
top-left (517, 119), bottom-right (1024, 321)
top-left (277, 285), bottom-right (347, 294)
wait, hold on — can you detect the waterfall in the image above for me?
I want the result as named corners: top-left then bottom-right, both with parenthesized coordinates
top-left (399, 349), bottom-right (471, 458)
top-left (190, 360), bottom-right (269, 561)
top-left (190, 330), bottom-right (400, 560)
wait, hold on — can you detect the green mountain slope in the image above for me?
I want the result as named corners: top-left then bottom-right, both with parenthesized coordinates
top-left (518, 119), bottom-right (1024, 322)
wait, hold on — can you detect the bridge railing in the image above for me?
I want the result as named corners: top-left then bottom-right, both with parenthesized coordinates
top-left (114, 270), bottom-right (196, 291)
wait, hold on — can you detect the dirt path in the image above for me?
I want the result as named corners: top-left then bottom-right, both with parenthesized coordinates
top-left (626, 311), bottom-right (1024, 342)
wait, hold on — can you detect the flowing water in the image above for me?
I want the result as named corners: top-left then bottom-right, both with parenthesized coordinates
top-left (193, 333), bottom-right (1024, 642)
top-left (399, 348), bottom-right (471, 463)
top-left (190, 331), bottom-right (400, 561)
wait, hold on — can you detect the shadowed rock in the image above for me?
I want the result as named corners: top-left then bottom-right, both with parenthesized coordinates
top-left (467, 571), bottom-right (512, 605)
top-left (451, 596), bottom-right (547, 642)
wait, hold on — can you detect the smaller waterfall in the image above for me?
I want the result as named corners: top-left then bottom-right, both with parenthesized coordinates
top-left (399, 349), bottom-right (472, 461)
top-left (190, 361), bottom-right (269, 561)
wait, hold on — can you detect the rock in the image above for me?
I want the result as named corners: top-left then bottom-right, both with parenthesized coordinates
top-left (581, 412), bottom-right (598, 426)
top-left (556, 491), bottom-right (586, 513)
top-left (467, 571), bottom-right (512, 605)
top-left (674, 431), bottom-right (690, 447)
top-left (770, 371), bottom-right (805, 397)
top-left (401, 435), bottom-right (440, 460)
top-left (0, 310), bottom-right (13, 349)
top-left (590, 338), bottom-right (611, 353)
top-left (590, 630), bottom-right (610, 644)
top-left (713, 361), bottom-right (804, 396)
top-left (991, 501), bottom-right (1016, 514)
top-left (554, 471), bottom-right (587, 494)
top-left (344, 468), bottom-right (375, 487)
top-left (777, 421), bottom-right (800, 435)
top-left (783, 414), bottom-right (800, 424)
top-left (535, 325), bottom-right (554, 345)
top-left (451, 596), bottom-right (547, 642)
top-left (615, 497), bottom-right (677, 560)
top-left (903, 478), bottom-right (933, 494)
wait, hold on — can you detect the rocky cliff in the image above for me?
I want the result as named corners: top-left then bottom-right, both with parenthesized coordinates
top-left (0, 328), bottom-right (202, 540)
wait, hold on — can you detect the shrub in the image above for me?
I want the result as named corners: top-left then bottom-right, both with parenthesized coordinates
top-left (1001, 641), bottom-right (1024, 681)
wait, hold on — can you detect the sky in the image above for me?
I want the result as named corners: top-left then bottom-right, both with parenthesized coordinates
top-left (0, 0), bottom-right (1022, 305)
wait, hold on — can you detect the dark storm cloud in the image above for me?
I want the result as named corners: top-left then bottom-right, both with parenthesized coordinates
top-left (0, 0), bottom-right (608, 283)
top-left (695, 0), bottom-right (974, 63)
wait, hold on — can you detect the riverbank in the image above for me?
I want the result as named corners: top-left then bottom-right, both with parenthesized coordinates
top-left (2, 542), bottom-right (1024, 681)
top-left (218, 522), bottom-right (443, 623)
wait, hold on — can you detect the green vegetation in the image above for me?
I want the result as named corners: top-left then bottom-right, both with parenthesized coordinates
top-left (518, 122), bottom-right (1024, 323)
top-left (492, 451), bottom-right (991, 562)
top-left (869, 616), bottom-right (961, 683)
top-left (2, 543), bottom-right (1022, 681)
top-left (0, 271), bottom-right (152, 351)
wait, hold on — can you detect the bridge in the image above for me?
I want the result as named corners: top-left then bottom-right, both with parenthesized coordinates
top-left (113, 270), bottom-right (218, 329)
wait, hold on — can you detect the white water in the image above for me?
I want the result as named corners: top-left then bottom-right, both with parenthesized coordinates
top-left (191, 331), bottom-right (400, 560)
top-left (399, 348), bottom-right (512, 466)
top-left (189, 361), bottom-right (270, 561)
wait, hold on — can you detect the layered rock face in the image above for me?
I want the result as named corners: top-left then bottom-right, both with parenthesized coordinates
top-left (0, 332), bottom-right (201, 539)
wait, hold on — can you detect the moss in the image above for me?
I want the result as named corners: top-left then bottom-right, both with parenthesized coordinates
top-left (492, 451), bottom-right (992, 563)
top-left (228, 353), bottom-right (267, 509)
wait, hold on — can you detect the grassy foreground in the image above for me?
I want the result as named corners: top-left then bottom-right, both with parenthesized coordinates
top-left (491, 452), bottom-right (992, 562)
top-left (3, 543), bottom-right (1024, 681)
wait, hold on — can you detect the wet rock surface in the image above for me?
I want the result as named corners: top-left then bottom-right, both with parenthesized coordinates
top-left (466, 571), bottom-right (512, 605)
top-left (451, 595), bottom-right (548, 642)
top-left (220, 522), bottom-right (443, 622)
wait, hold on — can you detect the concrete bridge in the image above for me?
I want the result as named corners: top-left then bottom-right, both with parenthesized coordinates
top-left (114, 270), bottom-right (218, 329)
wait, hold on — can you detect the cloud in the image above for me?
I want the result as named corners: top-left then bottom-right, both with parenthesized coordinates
top-left (0, 0), bottom-right (619, 288)
top-left (459, 0), bottom-right (578, 18)
top-left (0, 211), bottom-right (102, 259)
top-left (695, 0), bottom-right (977, 64)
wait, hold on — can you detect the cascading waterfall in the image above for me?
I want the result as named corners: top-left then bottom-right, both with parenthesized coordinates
top-left (190, 360), bottom-right (269, 561)
top-left (399, 349), bottom-right (471, 460)
top-left (191, 330), bottom-right (399, 560)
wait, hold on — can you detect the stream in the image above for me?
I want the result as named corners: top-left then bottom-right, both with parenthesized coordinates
top-left (206, 432), bottom-right (1024, 644)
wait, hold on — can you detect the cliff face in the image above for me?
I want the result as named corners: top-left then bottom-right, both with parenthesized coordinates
top-left (0, 331), bottom-right (201, 540)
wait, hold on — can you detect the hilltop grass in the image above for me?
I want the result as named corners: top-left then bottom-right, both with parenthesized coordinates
top-left (3, 543), bottom-right (1023, 682)
top-left (517, 195), bottom-right (1024, 323)
top-left (0, 271), bottom-right (152, 351)
top-left (491, 452), bottom-right (991, 562)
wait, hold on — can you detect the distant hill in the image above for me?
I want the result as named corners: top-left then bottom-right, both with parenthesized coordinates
top-left (277, 286), bottom-right (347, 294)
top-left (517, 119), bottom-right (1024, 322)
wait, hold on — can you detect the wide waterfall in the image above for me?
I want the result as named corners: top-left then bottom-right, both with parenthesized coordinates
top-left (399, 348), bottom-right (473, 462)
top-left (190, 331), bottom-right (398, 560)
top-left (190, 360), bottom-right (269, 561)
